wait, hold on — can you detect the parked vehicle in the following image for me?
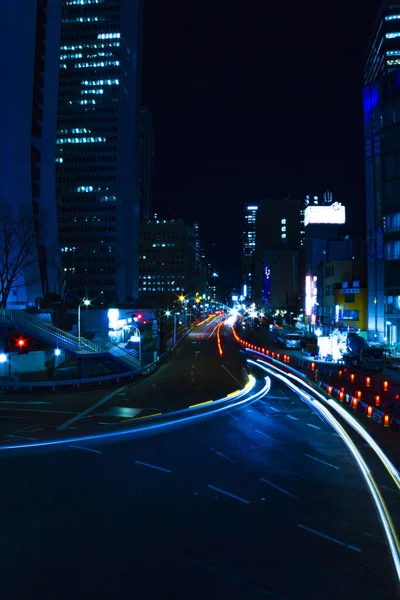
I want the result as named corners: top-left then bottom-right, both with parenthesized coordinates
top-left (277, 331), bottom-right (301, 349)
top-left (342, 334), bottom-right (386, 371)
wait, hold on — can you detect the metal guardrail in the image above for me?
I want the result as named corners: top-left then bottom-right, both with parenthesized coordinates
top-left (0, 323), bottom-right (195, 392)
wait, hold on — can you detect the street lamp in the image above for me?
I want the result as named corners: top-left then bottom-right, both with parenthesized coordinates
top-left (129, 326), bottom-right (141, 362)
top-left (78, 298), bottom-right (91, 345)
top-left (387, 321), bottom-right (392, 346)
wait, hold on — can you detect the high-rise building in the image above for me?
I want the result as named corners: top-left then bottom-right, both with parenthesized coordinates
top-left (1, 0), bottom-right (61, 307)
top-left (364, 1), bottom-right (400, 342)
top-left (365, 1), bottom-right (400, 86)
top-left (242, 205), bottom-right (258, 301)
top-left (56, 0), bottom-right (143, 303)
top-left (139, 106), bottom-right (155, 222)
top-left (138, 218), bottom-right (201, 304)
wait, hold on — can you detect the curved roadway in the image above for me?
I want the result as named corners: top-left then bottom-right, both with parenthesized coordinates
top-left (0, 322), bottom-right (399, 599)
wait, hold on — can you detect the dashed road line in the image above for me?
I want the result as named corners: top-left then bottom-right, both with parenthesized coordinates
top-left (260, 477), bottom-right (298, 499)
top-left (134, 460), bottom-right (172, 473)
top-left (266, 395), bottom-right (290, 400)
top-left (298, 524), bottom-right (361, 553)
top-left (229, 413), bottom-right (240, 421)
top-left (215, 451), bottom-right (234, 463)
top-left (255, 429), bottom-right (277, 441)
top-left (307, 423), bottom-right (321, 430)
top-left (70, 444), bottom-right (102, 454)
top-left (304, 454), bottom-right (340, 470)
top-left (6, 434), bottom-right (37, 441)
top-left (207, 484), bottom-right (251, 505)
top-left (381, 484), bottom-right (399, 494)
top-left (286, 414), bottom-right (299, 421)
top-left (269, 406), bottom-right (280, 412)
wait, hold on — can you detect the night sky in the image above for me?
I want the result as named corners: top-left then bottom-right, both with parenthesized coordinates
top-left (142, 0), bottom-right (381, 284)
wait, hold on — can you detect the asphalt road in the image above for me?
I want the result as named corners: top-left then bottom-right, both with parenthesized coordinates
top-left (0, 317), bottom-right (247, 442)
top-left (1, 366), bottom-right (399, 599)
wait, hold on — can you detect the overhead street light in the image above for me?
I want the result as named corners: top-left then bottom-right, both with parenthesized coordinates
top-left (78, 298), bottom-right (91, 346)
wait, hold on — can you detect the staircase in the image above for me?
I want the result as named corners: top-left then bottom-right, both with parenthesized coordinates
top-left (0, 309), bottom-right (140, 371)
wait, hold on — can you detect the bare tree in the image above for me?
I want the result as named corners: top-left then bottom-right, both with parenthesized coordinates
top-left (0, 200), bottom-right (37, 309)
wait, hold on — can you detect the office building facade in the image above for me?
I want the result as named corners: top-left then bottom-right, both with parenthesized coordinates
top-left (365, 1), bottom-right (400, 86)
top-left (56, 0), bottom-right (143, 303)
top-left (1, 0), bottom-right (61, 307)
top-left (138, 218), bottom-right (201, 304)
top-left (242, 205), bottom-right (258, 302)
top-left (139, 106), bottom-right (155, 222)
top-left (364, 1), bottom-right (400, 343)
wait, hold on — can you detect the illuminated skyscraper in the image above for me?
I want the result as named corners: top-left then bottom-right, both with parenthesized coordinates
top-left (242, 205), bottom-right (258, 301)
top-left (1, 0), bottom-right (61, 307)
top-left (364, 1), bottom-right (400, 342)
top-left (140, 107), bottom-right (155, 222)
top-left (56, 0), bottom-right (143, 302)
top-left (365, 1), bottom-right (400, 86)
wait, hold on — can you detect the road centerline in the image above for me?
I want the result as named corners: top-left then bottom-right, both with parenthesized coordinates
top-left (304, 453), bottom-right (340, 470)
top-left (260, 477), bottom-right (298, 499)
top-left (298, 524), bottom-right (361, 552)
top-left (134, 460), bottom-right (172, 473)
top-left (207, 484), bottom-right (251, 505)
top-left (70, 444), bottom-right (102, 454)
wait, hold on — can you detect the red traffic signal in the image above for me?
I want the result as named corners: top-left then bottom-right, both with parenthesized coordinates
top-left (18, 338), bottom-right (25, 348)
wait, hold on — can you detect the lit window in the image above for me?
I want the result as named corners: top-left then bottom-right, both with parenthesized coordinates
top-left (387, 50), bottom-right (400, 56)
top-left (281, 233), bottom-right (286, 239)
top-left (281, 218), bottom-right (286, 224)
top-left (281, 226), bottom-right (286, 232)
top-left (386, 32), bottom-right (400, 39)
top-left (386, 14), bottom-right (400, 21)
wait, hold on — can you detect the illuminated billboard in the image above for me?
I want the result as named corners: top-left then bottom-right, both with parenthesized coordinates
top-left (305, 274), bottom-right (317, 316)
top-left (304, 202), bottom-right (345, 226)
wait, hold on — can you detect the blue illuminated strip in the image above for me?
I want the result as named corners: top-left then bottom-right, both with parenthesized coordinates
top-left (386, 32), bottom-right (400, 38)
top-left (386, 14), bottom-right (400, 20)
top-left (387, 50), bottom-right (400, 56)
top-left (0, 375), bottom-right (267, 452)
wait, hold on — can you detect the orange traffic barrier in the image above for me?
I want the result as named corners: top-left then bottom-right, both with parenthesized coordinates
top-left (349, 373), bottom-right (355, 383)
top-left (384, 414), bottom-right (390, 427)
top-left (351, 397), bottom-right (358, 409)
top-left (375, 395), bottom-right (380, 407)
top-left (356, 390), bottom-right (362, 400)
top-left (365, 377), bottom-right (371, 387)
top-left (383, 380), bottom-right (389, 392)
top-left (327, 385), bottom-right (333, 395)
top-left (367, 405), bottom-right (373, 419)
top-left (339, 391), bottom-right (344, 402)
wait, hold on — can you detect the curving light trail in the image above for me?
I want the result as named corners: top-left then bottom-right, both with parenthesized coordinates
top-left (0, 373), bottom-right (271, 453)
top-left (249, 358), bottom-right (400, 586)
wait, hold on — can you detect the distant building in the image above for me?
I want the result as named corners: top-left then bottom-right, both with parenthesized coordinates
top-left (319, 260), bottom-right (367, 333)
top-left (139, 107), bottom-right (155, 222)
top-left (242, 205), bottom-right (258, 301)
top-left (254, 196), bottom-right (301, 307)
top-left (1, 0), bottom-right (61, 306)
top-left (138, 218), bottom-right (202, 304)
top-left (262, 250), bottom-right (298, 312)
top-left (364, 2), bottom-right (400, 342)
top-left (56, 0), bottom-right (143, 303)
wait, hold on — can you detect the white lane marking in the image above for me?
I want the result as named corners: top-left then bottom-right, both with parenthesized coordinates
top-left (221, 364), bottom-right (242, 387)
top-left (255, 429), bottom-right (276, 441)
top-left (56, 385), bottom-right (127, 431)
top-left (70, 444), bottom-right (102, 454)
top-left (6, 434), bottom-right (37, 441)
top-left (207, 484), bottom-right (251, 505)
top-left (304, 453), bottom-right (340, 470)
top-left (196, 386), bottom-right (202, 393)
top-left (0, 408), bottom-right (78, 415)
top-left (0, 400), bottom-right (50, 405)
top-left (260, 477), bottom-right (298, 499)
top-left (134, 460), bottom-right (172, 473)
top-left (269, 406), bottom-right (280, 412)
top-left (286, 414), bottom-right (299, 420)
top-left (229, 413), bottom-right (240, 421)
top-left (215, 451), bottom-right (234, 463)
top-left (307, 423), bottom-right (321, 430)
top-left (266, 395), bottom-right (290, 400)
top-left (192, 364), bottom-right (195, 369)
top-left (298, 524), bottom-right (361, 553)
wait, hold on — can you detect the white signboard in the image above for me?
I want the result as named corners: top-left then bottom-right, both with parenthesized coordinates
top-left (304, 203), bottom-right (346, 226)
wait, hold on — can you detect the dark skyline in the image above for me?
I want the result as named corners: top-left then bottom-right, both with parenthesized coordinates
top-left (142, 0), bottom-right (381, 282)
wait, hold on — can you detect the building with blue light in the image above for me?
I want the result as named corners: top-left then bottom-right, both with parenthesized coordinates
top-left (56, 0), bottom-right (143, 303)
top-left (242, 206), bottom-right (258, 302)
top-left (1, 0), bottom-right (61, 307)
top-left (364, 1), bottom-right (400, 343)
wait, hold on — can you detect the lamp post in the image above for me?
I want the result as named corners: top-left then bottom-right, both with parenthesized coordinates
top-left (130, 325), bottom-right (141, 362)
top-left (173, 313), bottom-right (177, 345)
top-left (387, 321), bottom-right (392, 347)
top-left (78, 298), bottom-right (91, 346)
